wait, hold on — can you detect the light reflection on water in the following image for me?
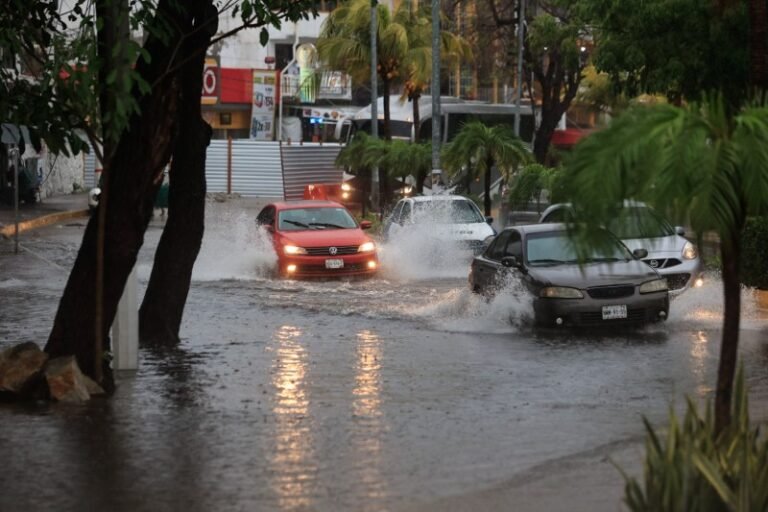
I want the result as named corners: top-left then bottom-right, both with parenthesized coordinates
top-left (268, 325), bottom-right (316, 509)
top-left (352, 330), bottom-right (387, 501)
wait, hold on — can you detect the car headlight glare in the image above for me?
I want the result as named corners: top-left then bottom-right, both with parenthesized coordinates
top-left (283, 244), bottom-right (307, 255)
top-left (639, 278), bottom-right (668, 294)
top-left (540, 286), bottom-right (584, 299)
top-left (682, 241), bottom-right (697, 260)
top-left (358, 241), bottom-right (376, 253)
top-left (341, 183), bottom-right (352, 191)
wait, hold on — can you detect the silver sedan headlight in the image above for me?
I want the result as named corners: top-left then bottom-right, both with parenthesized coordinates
top-left (682, 241), bottom-right (697, 260)
top-left (540, 286), bottom-right (584, 299)
top-left (639, 278), bottom-right (668, 294)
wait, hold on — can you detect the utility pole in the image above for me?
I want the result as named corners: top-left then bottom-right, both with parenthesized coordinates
top-left (431, 0), bottom-right (441, 192)
top-left (370, 0), bottom-right (380, 212)
top-left (513, 0), bottom-right (526, 137)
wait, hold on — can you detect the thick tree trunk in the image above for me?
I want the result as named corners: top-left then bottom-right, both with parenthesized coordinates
top-left (749, 0), bottom-right (768, 88)
top-left (533, 107), bottom-right (559, 164)
top-left (714, 233), bottom-right (742, 435)
top-left (484, 157), bottom-right (493, 216)
top-left (44, 0), bottom-right (191, 389)
top-left (140, 2), bottom-right (217, 346)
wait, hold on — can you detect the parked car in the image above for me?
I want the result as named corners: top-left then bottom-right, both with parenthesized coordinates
top-left (469, 223), bottom-right (670, 327)
top-left (256, 200), bottom-right (378, 278)
top-left (382, 195), bottom-right (495, 255)
top-left (539, 202), bottom-right (703, 295)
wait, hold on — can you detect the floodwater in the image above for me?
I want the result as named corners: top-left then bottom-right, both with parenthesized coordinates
top-left (1, 200), bottom-right (768, 512)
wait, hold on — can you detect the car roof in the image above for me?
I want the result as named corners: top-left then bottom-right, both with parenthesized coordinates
top-left (271, 200), bottom-right (344, 210)
top-left (503, 222), bottom-right (568, 235)
top-left (405, 195), bottom-right (472, 203)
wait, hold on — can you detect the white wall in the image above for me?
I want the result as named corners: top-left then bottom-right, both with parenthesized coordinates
top-left (216, 12), bottom-right (329, 68)
top-left (38, 145), bottom-right (85, 199)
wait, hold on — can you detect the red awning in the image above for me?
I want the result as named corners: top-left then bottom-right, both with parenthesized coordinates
top-left (551, 128), bottom-right (588, 147)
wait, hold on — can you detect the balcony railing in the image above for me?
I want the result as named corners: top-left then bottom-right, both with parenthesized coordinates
top-left (281, 70), bottom-right (352, 102)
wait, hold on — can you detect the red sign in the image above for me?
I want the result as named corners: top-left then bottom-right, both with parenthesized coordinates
top-left (202, 58), bottom-right (219, 104)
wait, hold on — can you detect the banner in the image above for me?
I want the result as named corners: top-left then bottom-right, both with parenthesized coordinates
top-left (201, 58), bottom-right (219, 105)
top-left (250, 69), bottom-right (277, 140)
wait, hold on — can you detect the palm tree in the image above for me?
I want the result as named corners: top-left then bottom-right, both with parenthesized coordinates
top-left (318, 0), bottom-right (409, 142)
top-left (562, 96), bottom-right (768, 434)
top-left (442, 121), bottom-right (532, 216)
top-left (397, 1), bottom-right (471, 192)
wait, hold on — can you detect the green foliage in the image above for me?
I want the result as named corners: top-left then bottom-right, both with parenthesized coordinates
top-left (337, 132), bottom-right (430, 181)
top-left (563, 96), bottom-right (768, 249)
top-left (740, 217), bottom-right (768, 289)
top-left (619, 367), bottom-right (768, 512)
top-left (588, 0), bottom-right (749, 105)
top-left (508, 163), bottom-right (565, 210)
top-left (442, 121), bottom-right (532, 181)
top-left (1, 0), bottom-right (318, 158)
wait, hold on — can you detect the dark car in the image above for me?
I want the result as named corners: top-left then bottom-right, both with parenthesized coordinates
top-left (468, 223), bottom-right (670, 327)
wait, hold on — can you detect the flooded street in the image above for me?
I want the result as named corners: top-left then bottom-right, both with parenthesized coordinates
top-left (2, 201), bottom-right (768, 512)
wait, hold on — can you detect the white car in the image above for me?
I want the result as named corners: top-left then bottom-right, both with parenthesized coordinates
top-left (539, 202), bottom-right (703, 295)
top-left (382, 195), bottom-right (496, 255)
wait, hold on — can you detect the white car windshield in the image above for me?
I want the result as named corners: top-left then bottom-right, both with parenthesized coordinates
top-left (526, 231), bottom-right (632, 266)
top-left (607, 208), bottom-right (674, 239)
top-left (278, 207), bottom-right (358, 231)
top-left (411, 200), bottom-right (484, 224)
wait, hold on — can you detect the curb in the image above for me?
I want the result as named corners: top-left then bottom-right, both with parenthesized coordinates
top-left (0, 209), bottom-right (90, 239)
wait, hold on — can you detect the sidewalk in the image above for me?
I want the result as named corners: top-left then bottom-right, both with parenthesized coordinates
top-left (0, 193), bottom-right (89, 238)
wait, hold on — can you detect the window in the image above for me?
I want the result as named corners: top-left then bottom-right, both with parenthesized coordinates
top-left (257, 206), bottom-right (275, 226)
top-left (278, 207), bottom-right (357, 231)
top-left (487, 230), bottom-right (513, 261)
top-left (504, 231), bottom-right (523, 260)
top-left (401, 201), bottom-right (412, 223)
top-left (389, 201), bottom-right (404, 224)
top-left (542, 207), bottom-right (571, 223)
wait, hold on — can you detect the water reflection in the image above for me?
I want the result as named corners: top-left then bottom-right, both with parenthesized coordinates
top-left (268, 325), bottom-right (317, 509)
top-left (689, 330), bottom-right (713, 396)
top-left (352, 330), bottom-right (387, 503)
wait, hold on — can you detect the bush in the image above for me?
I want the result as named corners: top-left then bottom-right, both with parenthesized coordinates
top-left (618, 368), bottom-right (768, 512)
top-left (741, 217), bottom-right (768, 289)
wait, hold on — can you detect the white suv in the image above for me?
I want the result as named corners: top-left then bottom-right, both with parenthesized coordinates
top-left (382, 195), bottom-right (495, 254)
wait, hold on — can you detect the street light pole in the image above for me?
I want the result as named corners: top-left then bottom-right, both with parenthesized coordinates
top-left (10, 147), bottom-right (20, 254)
top-left (370, 0), bottom-right (380, 212)
top-left (513, 0), bottom-right (526, 137)
top-left (431, 0), bottom-right (441, 192)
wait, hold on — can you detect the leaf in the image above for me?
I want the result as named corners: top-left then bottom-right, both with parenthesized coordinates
top-left (260, 27), bottom-right (269, 47)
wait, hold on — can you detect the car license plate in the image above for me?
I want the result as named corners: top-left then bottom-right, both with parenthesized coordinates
top-left (325, 258), bottom-right (344, 269)
top-left (602, 304), bottom-right (627, 320)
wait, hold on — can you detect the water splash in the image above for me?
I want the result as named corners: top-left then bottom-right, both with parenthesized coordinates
top-left (668, 271), bottom-right (763, 329)
top-left (192, 205), bottom-right (277, 281)
top-left (378, 225), bottom-right (480, 281)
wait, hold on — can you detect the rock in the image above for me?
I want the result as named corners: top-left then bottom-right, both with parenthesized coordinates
top-left (0, 342), bottom-right (48, 394)
top-left (45, 356), bottom-right (102, 403)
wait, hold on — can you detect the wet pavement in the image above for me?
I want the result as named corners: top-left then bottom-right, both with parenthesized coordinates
top-left (1, 198), bottom-right (768, 512)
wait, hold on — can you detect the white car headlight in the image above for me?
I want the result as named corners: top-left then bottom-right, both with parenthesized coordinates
top-left (639, 278), bottom-right (668, 294)
top-left (682, 241), bottom-right (697, 260)
top-left (358, 241), bottom-right (376, 253)
top-left (283, 244), bottom-right (307, 255)
top-left (540, 286), bottom-right (584, 299)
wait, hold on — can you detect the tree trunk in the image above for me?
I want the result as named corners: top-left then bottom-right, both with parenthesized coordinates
top-left (483, 157), bottom-right (493, 216)
top-left (533, 107), bottom-right (559, 164)
top-left (139, 1), bottom-right (217, 346)
top-left (380, 79), bottom-right (392, 206)
top-left (748, 0), bottom-right (768, 88)
top-left (44, 0), bottom-right (191, 389)
top-left (412, 92), bottom-right (428, 194)
top-left (714, 232), bottom-right (742, 435)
